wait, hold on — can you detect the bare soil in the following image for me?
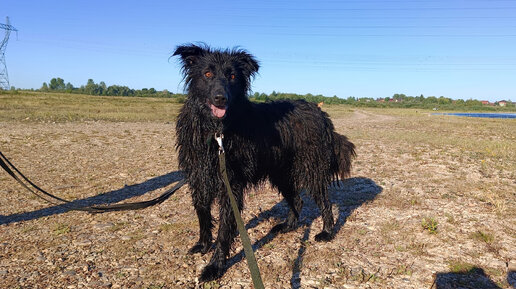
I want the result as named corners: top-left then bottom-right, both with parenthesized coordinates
top-left (1, 109), bottom-right (515, 288)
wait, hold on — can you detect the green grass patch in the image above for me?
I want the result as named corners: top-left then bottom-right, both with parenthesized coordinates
top-left (109, 222), bottom-right (129, 232)
top-left (53, 223), bottom-right (71, 235)
top-left (202, 281), bottom-right (221, 289)
top-left (470, 230), bottom-right (494, 244)
top-left (448, 260), bottom-right (477, 274)
top-left (421, 217), bottom-right (438, 234)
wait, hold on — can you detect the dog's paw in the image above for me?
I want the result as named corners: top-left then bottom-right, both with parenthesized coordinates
top-left (270, 222), bottom-right (296, 234)
top-left (199, 263), bottom-right (224, 282)
top-left (188, 242), bottom-right (212, 255)
top-left (314, 231), bottom-right (334, 242)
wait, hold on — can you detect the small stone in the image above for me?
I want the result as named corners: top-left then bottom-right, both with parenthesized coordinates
top-left (508, 260), bottom-right (516, 271)
top-left (93, 223), bottom-right (114, 230)
top-left (74, 239), bottom-right (92, 246)
top-left (196, 263), bottom-right (205, 272)
top-left (88, 281), bottom-right (107, 288)
top-left (63, 270), bottom-right (76, 276)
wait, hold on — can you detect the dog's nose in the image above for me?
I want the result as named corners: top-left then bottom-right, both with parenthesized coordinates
top-left (213, 94), bottom-right (227, 106)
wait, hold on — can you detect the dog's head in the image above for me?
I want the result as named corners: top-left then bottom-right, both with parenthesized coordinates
top-left (173, 44), bottom-right (259, 119)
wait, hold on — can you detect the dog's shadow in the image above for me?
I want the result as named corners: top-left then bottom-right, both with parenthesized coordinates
top-left (434, 267), bottom-right (509, 289)
top-left (2, 173), bottom-right (381, 287)
top-left (227, 177), bottom-right (382, 288)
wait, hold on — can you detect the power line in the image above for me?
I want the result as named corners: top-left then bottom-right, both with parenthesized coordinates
top-left (255, 32), bottom-right (516, 37)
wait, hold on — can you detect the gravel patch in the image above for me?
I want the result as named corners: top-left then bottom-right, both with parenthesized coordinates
top-left (1, 111), bottom-right (514, 288)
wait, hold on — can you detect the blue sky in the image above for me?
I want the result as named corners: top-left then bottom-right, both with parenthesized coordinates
top-left (2, 0), bottom-right (516, 102)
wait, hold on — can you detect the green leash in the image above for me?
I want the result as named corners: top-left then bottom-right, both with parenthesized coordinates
top-left (215, 133), bottom-right (265, 289)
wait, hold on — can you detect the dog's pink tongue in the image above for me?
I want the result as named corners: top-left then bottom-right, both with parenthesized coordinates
top-left (210, 104), bottom-right (226, 118)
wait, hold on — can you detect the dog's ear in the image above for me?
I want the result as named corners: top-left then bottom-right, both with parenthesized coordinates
top-left (173, 44), bottom-right (205, 70)
top-left (236, 51), bottom-right (259, 78)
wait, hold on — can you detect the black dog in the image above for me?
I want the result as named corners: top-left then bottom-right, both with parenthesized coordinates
top-left (173, 44), bottom-right (355, 281)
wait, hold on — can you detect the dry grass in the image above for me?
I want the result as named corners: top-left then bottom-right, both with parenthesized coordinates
top-left (0, 91), bottom-right (182, 122)
top-left (0, 93), bottom-right (515, 288)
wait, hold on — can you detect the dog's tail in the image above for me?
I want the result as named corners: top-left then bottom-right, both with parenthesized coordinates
top-left (333, 133), bottom-right (356, 180)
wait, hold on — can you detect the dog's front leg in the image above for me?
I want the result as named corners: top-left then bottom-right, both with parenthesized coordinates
top-left (189, 189), bottom-right (214, 255)
top-left (199, 187), bottom-right (242, 281)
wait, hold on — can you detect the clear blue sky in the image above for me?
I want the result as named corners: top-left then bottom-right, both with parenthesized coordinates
top-left (2, 0), bottom-right (516, 102)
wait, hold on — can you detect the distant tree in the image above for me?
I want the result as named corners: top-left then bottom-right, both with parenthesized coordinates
top-left (465, 99), bottom-right (482, 107)
top-left (65, 82), bottom-right (74, 92)
top-left (438, 96), bottom-right (451, 105)
top-left (99, 81), bottom-right (107, 95)
top-left (41, 82), bottom-right (49, 91)
top-left (106, 85), bottom-right (119, 96)
top-left (85, 79), bottom-right (97, 95)
top-left (425, 96), bottom-right (438, 103)
top-left (160, 89), bottom-right (172, 97)
top-left (391, 94), bottom-right (406, 102)
top-left (113, 85), bottom-right (133, 96)
top-left (49, 78), bottom-right (65, 90)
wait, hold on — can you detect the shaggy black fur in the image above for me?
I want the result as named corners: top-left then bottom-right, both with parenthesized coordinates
top-left (173, 44), bottom-right (356, 281)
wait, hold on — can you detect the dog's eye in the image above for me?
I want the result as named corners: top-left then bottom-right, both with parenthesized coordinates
top-left (205, 71), bottom-right (213, 78)
top-left (230, 74), bottom-right (235, 80)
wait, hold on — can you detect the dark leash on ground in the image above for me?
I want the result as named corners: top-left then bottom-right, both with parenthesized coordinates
top-left (215, 133), bottom-right (265, 289)
top-left (1, 146), bottom-right (265, 286)
top-left (0, 150), bottom-right (186, 213)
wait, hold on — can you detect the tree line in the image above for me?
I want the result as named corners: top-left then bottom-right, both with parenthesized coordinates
top-left (40, 78), bottom-right (184, 99)
top-left (249, 91), bottom-right (513, 111)
top-left (3, 77), bottom-right (511, 111)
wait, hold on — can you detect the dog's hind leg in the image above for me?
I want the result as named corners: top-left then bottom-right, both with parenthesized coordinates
top-left (271, 184), bottom-right (303, 234)
top-left (189, 190), bottom-right (214, 255)
top-left (312, 188), bottom-right (335, 242)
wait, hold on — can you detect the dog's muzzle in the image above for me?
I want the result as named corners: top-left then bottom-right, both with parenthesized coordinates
top-left (209, 93), bottom-right (229, 119)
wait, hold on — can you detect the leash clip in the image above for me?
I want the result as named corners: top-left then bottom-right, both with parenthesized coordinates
top-left (214, 133), bottom-right (224, 154)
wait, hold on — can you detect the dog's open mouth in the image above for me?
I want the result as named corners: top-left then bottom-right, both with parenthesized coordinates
top-left (209, 103), bottom-right (227, 119)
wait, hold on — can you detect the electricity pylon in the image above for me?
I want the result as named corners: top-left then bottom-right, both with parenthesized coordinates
top-left (0, 17), bottom-right (18, 90)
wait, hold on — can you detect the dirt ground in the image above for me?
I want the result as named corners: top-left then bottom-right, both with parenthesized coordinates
top-left (0, 109), bottom-right (515, 288)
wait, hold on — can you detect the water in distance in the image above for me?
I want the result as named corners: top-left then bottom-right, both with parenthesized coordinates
top-left (433, 113), bottom-right (516, 119)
